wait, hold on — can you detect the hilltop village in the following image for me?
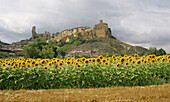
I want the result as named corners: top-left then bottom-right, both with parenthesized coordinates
top-left (0, 20), bottom-right (114, 56)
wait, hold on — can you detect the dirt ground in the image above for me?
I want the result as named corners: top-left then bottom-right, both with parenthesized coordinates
top-left (0, 84), bottom-right (169, 102)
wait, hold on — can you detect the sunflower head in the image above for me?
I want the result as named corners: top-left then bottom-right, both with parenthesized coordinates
top-left (131, 60), bottom-right (136, 64)
top-left (98, 55), bottom-right (103, 59)
top-left (116, 63), bottom-right (121, 68)
top-left (91, 58), bottom-right (96, 63)
top-left (77, 64), bottom-right (81, 68)
top-left (44, 66), bottom-right (48, 70)
top-left (162, 58), bottom-right (167, 62)
top-left (2, 63), bottom-right (6, 67)
top-left (112, 55), bottom-right (116, 59)
top-left (134, 54), bottom-right (138, 58)
top-left (125, 62), bottom-right (129, 66)
top-left (136, 60), bottom-right (142, 65)
top-left (66, 61), bottom-right (71, 65)
top-left (34, 63), bottom-right (39, 67)
top-left (120, 57), bottom-right (126, 63)
top-left (104, 62), bottom-right (109, 65)
top-left (26, 64), bottom-right (31, 68)
top-left (41, 59), bottom-right (47, 65)
top-left (151, 59), bottom-right (156, 63)
top-left (84, 59), bottom-right (90, 65)
top-left (58, 62), bottom-right (63, 66)
top-left (59, 67), bottom-right (62, 70)
top-left (55, 64), bottom-right (58, 69)
top-left (48, 62), bottom-right (53, 67)
top-left (143, 60), bottom-right (148, 64)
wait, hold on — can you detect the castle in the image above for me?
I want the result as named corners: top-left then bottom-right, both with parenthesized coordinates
top-left (33, 20), bottom-right (112, 42)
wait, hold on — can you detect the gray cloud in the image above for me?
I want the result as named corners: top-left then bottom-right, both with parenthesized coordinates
top-left (0, 0), bottom-right (170, 52)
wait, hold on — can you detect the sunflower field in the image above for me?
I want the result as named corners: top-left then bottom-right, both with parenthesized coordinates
top-left (0, 54), bottom-right (170, 90)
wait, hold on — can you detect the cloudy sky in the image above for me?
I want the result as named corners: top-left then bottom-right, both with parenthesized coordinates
top-left (0, 0), bottom-right (170, 52)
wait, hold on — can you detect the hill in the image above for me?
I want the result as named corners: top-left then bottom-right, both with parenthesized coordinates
top-left (0, 40), bottom-right (10, 45)
top-left (65, 38), bottom-right (148, 57)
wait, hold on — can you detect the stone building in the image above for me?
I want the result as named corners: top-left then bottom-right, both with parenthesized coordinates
top-left (93, 20), bottom-right (112, 38)
top-left (32, 26), bottom-right (51, 41)
top-left (51, 20), bottom-right (112, 43)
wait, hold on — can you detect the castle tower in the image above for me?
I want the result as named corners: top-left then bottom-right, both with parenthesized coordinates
top-left (32, 26), bottom-right (37, 40)
top-left (93, 20), bottom-right (111, 38)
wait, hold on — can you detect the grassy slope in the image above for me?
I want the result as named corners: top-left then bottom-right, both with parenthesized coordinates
top-left (68, 38), bottom-right (148, 55)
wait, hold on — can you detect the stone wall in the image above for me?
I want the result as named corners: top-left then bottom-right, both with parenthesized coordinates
top-left (51, 20), bottom-right (112, 42)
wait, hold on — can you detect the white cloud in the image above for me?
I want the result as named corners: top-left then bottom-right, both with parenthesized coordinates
top-left (0, 0), bottom-right (170, 51)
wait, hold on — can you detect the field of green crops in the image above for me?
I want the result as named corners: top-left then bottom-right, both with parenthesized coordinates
top-left (0, 54), bottom-right (170, 90)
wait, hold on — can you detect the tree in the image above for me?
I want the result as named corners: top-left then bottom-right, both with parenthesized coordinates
top-left (57, 45), bottom-right (70, 58)
top-left (146, 47), bottom-right (166, 56)
top-left (39, 45), bottom-right (55, 59)
top-left (146, 47), bottom-right (157, 55)
top-left (157, 48), bottom-right (166, 56)
top-left (23, 43), bottom-right (40, 58)
top-left (23, 37), bottom-right (57, 58)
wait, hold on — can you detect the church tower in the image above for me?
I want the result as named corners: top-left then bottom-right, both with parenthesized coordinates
top-left (32, 26), bottom-right (37, 40)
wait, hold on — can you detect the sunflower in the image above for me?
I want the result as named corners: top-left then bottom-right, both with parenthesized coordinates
top-left (75, 62), bottom-right (79, 65)
top-left (58, 62), bottom-right (63, 66)
top-left (55, 64), bottom-right (58, 69)
top-left (148, 55), bottom-right (152, 59)
top-left (67, 57), bottom-right (71, 60)
top-left (125, 62), bottom-right (129, 66)
top-left (102, 59), bottom-right (107, 63)
top-left (2, 63), bottom-right (6, 67)
top-left (40, 59), bottom-right (47, 65)
top-left (26, 64), bottom-right (31, 68)
top-left (59, 67), bottom-right (62, 70)
top-left (26, 60), bottom-right (31, 63)
top-left (143, 60), bottom-right (148, 64)
top-left (98, 55), bottom-right (103, 59)
top-left (84, 59), bottom-right (90, 65)
top-left (129, 58), bottom-right (133, 62)
top-left (131, 60), bottom-right (136, 64)
top-left (156, 58), bottom-right (161, 62)
top-left (44, 66), bottom-right (48, 69)
top-left (81, 57), bottom-right (86, 62)
top-left (116, 63), bottom-right (121, 68)
top-left (151, 59), bottom-right (156, 63)
top-left (91, 58), bottom-right (96, 63)
top-left (152, 55), bottom-right (156, 59)
top-left (31, 60), bottom-right (36, 66)
top-left (66, 61), bottom-right (71, 65)
top-left (167, 53), bottom-right (170, 55)
top-left (136, 60), bottom-right (142, 65)
top-left (162, 58), bottom-right (167, 62)
top-left (34, 63), bottom-right (39, 67)
top-left (168, 59), bottom-right (170, 63)
top-left (104, 62), bottom-right (109, 65)
top-left (167, 55), bottom-right (170, 59)
top-left (110, 59), bottom-right (114, 63)
top-left (48, 62), bottom-right (53, 67)
top-left (112, 55), bottom-right (116, 59)
top-left (147, 58), bottom-right (151, 62)
top-left (19, 58), bottom-right (23, 61)
top-left (12, 65), bottom-right (16, 69)
top-left (21, 62), bottom-right (26, 66)
top-left (134, 54), bottom-right (138, 58)
top-left (88, 58), bottom-right (92, 62)
top-left (120, 57), bottom-right (126, 63)
top-left (77, 58), bottom-right (81, 62)
top-left (124, 54), bottom-right (128, 57)
top-left (56, 59), bottom-right (60, 62)
top-left (77, 64), bottom-right (81, 68)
